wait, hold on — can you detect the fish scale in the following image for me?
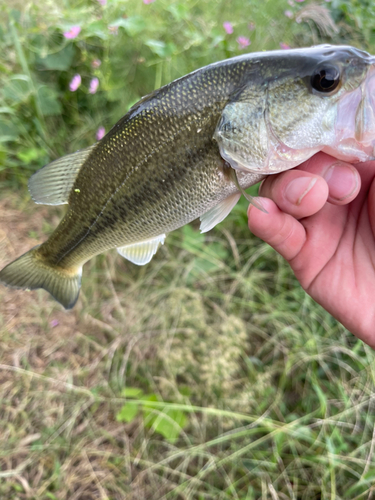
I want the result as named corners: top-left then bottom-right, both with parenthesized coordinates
top-left (1, 44), bottom-right (375, 308)
top-left (47, 67), bottom-right (242, 265)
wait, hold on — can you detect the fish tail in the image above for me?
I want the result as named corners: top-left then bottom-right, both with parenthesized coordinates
top-left (0, 246), bottom-right (82, 309)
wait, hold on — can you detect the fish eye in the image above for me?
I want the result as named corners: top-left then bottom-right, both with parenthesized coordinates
top-left (311, 65), bottom-right (340, 93)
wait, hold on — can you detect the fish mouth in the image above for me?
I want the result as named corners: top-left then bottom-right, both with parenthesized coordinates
top-left (355, 65), bottom-right (375, 145)
top-left (325, 63), bottom-right (375, 162)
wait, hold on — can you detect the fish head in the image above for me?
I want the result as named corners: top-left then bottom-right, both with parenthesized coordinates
top-left (215, 45), bottom-right (375, 173)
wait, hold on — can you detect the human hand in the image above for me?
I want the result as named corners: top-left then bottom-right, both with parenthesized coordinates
top-left (247, 152), bottom-right (375, 348)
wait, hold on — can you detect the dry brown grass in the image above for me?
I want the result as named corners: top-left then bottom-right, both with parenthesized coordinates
top-left (0, 196), bottom-right (157, 499)
top-left (0, 195), bottom-right (248, 499)
top-left (2, 194), bottom-right (375, 500)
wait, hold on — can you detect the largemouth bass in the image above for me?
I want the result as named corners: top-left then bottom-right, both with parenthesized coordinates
top-left (1, 44), bottom-right (375, 309)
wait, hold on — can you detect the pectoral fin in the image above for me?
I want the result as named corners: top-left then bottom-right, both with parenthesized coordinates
top-left (200, 193), bottom-right (241, 233)
top-left (28, 144), bottom-right (96, 205)
top-left (229, 168), bottom-right (268, 214)
top-left (117, 234), bottom-right (166, 265)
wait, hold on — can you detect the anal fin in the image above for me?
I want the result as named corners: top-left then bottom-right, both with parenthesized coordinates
top-left (117, 234), bottom-right (166, 265)
top-left (200, 193), bottom-right (241, 233)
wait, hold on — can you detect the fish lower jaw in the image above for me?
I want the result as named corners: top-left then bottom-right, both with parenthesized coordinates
top-left (322, 142), bottom-right (375, 163)
top-left (219, 141), bottom-right (322, 175)
top-left (222, 138), bottom-right (375, 176)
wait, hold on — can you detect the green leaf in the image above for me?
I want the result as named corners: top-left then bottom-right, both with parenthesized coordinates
top-left (312, 375), bottom-right (327, 416)
top-left (274, 431), bottom-right (286, 455)
top-left (111, 16), bottom-right (146, 37)
top-left (145, 40), bottom-right (167, 58)
top-left (345, 470), bottom-right (375, 496)
top-left (0, 120), bottom-right (19, 141)
top-left (121, 387), bottom-right (144, 398)
top-left (145, 40), bottom-right (176, 58)
top-left (178, 385), bottom-right (192, 397)
top-left (143, 406), bottom-right (187, 443)
top-left (0, 149), bottom-right (7, 167)
top-left (156, 409), bottom-right (187, 443)
top-left (141, 393), bottom-right (159, 403)
top-left (2, 76), bottom-right (31, 103)
top-left (38, 44), bottom-right (74, 71)
top-left (16, 147), bottom-right (41, 164)
top-left (210, 35), bottom-right (225, 48)
top-left (141, 394), bottom-right (160, 423)
top-left (37, 86), bottom-right (62, 116)
top-left (166, 4), bottom-right (190, 21)
top-left (0, 107), bottom-right (15, 114)
top-left (363, 469), bottom-right (375, 481)
top-left (45, 492), bottom-right (59, 500)
top-left (139, 396), bottom-right (187, 443)
top-left (86, 20), bottom-right (109, 40)
top-left (116, 402), bottom-right (139, 423)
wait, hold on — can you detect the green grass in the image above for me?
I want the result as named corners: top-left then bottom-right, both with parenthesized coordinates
top-left (1, 0), bottom-right (375, 498)
top-left (1, 194), bottom-right (375, 499)
top-left (0, 0), bottom-right (339, 189)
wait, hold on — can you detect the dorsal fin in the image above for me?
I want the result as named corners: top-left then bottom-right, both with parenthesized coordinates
top-left (28, 144), bottom-right (96, 205)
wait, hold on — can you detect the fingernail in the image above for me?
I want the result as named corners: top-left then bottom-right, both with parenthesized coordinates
top-left (285, 177), bottom-right (317, 205)
top-left (323, 162), bottom-right (358, 201)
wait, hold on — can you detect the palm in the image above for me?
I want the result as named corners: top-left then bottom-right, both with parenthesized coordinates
top-left (248, 156), bottom-right (375, 347)
top-left (293, 164), bottom-right (375, 344)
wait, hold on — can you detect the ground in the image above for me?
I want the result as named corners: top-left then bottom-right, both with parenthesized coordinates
top-left (1, 195), bottom-right (375, 500)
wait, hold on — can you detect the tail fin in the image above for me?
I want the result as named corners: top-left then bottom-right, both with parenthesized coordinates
top-left (0, 246), bottom-right (82, 309)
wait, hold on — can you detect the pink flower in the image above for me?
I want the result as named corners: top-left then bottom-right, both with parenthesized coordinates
top-left (97, 0), bottom-right (106, 4)
top-left (295, 0), bottom-right (305, 2)
top-left (284, 10), bottom-right (293, 18)
top-left (237, 36), bottom-right (250, 50)
top-left (50, 319), bottom-right (59, 327)
top-left (64, 26), bottom-right (81, 39)
top-left (89, 77), bottom-right (99, 94)
top-left (92, 59), bottom-right (102, 68)
top-left (143, 0), bottom-right (156, 3)
top-left (279, 42), bottom-right (291, 50)
top-left (223, 22), bottom-right (233, 35)
top-left (96, 126), bottom-right (105, 141)
top-left (69, 74), bottom-right (81, 92)
top-left (108, 25), bottom-right (119, 35)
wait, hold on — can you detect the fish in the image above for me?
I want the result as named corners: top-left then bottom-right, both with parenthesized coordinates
top-left (1, 44), bottom-right (375, 309)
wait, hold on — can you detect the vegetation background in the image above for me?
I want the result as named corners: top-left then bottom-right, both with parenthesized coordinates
top-left (1, 0), bottom-right (375, 498)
